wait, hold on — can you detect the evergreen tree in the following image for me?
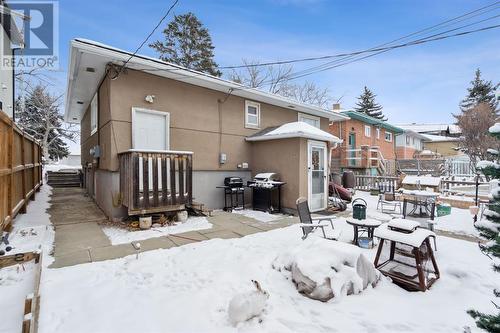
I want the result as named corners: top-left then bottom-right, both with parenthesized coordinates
top-left (15, 85), bottom-right (75, 160)
top-left (460, 69), bottom-right (499, 112)
top-left (468, 125), bottom-right (500, 332)
top-left (149, 12), bottom-right (221, 77)
top-left (354, 86), bottom-right (386, 120)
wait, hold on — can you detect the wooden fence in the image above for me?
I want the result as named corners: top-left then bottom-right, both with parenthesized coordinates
top-left (354, 175), bottom-right (399, 192)
top-left (0, 111), bottom-right (43, 232)
top-left (118, 150), bottom-right (193, 216)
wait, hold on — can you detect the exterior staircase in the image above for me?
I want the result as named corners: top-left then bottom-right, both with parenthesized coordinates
top-left (46, 170), bottom-right (82, 188)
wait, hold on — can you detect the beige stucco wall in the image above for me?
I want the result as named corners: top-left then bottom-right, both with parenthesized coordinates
top-left (81, 68), bottom-right (331, 173)
top-left (423, 141), bottom-right (460, 157)
top-left (250, 138), bottom-right (308, 209)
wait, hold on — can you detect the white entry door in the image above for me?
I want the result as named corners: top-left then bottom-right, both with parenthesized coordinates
top-left (132, 107), bottom-right (170, 150)
top-left (308, 140), bottom-right (328, 212)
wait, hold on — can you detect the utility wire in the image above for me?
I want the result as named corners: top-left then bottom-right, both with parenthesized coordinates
top-left (228, 23), bottom-right (500, 93)
top-left (281, 13), bottom-right (500, 81)
top-left (114, 0), bottom-right (179, 77)
top-left (219, 1), bottom-right (500, 69)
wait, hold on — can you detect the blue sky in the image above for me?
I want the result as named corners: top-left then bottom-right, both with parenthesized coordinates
top-left (53, 0), bottom-right (498, 126)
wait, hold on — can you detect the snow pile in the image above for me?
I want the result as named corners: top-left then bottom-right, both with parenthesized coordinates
top-left (231, 209), bottom-right (286, 223)
top-left (228, 280), bottom-right (269, 326)
top-left (101, 216), bottom-right (212, 245)
top-left (249, 121), bottom-right (342, 143)
top-left (489, 122), bottom-right (500, 134)
top-left (402, 175), bottom-right (441, 187)
top-left (272, 238), bottom-right (379, 302)
top-left (476, 160), bottom-right (500, 170)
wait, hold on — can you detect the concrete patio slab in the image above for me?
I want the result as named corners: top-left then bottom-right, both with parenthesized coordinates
top-left (202, 230), bottom-right (242, 240)
top-left (51, 249), bottom-right (91, 268)
top-left (48, 187), bottom-right (298, 268)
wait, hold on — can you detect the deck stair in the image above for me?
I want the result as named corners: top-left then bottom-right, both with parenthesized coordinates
top-left (46, 170), bottom-right (82, 188)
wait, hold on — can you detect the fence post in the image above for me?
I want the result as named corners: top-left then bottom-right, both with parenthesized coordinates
top-left (31, 139), bottom-right (36, 201)
top-left (20, 131), bottom-right (27, 214)
top-left (7, 121), bottom-right (13, 230)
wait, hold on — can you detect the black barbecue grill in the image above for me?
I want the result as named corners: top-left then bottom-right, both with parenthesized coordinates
top-left (247, 173), bottom-right (286, 213)
top-left (217, 177), bottom-right (245, 211)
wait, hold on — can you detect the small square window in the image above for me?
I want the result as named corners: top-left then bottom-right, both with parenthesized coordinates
top-left (245, 101), bottom-right (260, 129)
top-left (364, 125), bottom-right (371, 137)
top-left (298, 113), bottom-right (320, 128)
top-left (385, 131), bottom-right (393, 142)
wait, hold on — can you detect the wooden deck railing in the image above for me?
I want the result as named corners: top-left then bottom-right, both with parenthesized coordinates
top-left (354, 175), bottom-right (399, 192)
top-left (118, 150), bottom-right (193, 215)
top-left (0, 111), bottom-right (43, 232)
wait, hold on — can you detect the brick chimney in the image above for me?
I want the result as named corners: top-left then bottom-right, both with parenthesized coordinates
top-left (332, 103), bottom-right (341, 111)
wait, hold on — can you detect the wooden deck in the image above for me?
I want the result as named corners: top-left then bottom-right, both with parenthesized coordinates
top-left (119, 150), bottom-right (193, 215)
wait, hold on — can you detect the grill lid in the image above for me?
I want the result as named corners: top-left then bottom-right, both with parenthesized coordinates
top-left (224, 177), bottom-right (243, 187)
top-left (253, 173), bottom-right (280, 182)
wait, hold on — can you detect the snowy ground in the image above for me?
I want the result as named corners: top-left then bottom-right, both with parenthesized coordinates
top-left (102, 217), bottom-right (213, 245)
top-left (0, 185), bottom-right (54, 333)
top-left (2, 185), bottom-right (497, 333)
top-left (37, 225), bottom-right (497, 333)
top-left (231, 209), bottom-right (289, 223)
top-left (352, 191), bottom-right (481, 238)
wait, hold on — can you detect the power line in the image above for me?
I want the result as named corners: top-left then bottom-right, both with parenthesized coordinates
top-left (281, 14), bottom-right (500, 81)
top-left (228, 23), bottom-right (500, 93)
top-left (219, 1), bottom-right (500, 70)
top-left (115, 0), bottom-right (179, 77)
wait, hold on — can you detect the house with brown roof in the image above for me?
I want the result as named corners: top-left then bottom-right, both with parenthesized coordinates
top-left (64, 39), bottom-right (347, 218)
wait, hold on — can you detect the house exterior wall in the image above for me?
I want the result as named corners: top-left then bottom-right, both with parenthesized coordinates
top-left (0, 26), bottom-right (14, 117)
top-left (250, 138), bottom-right (308, 210)
top-left (329, 119), bottom-right (396, 162)
top-left (395, 133), bottom-right (422, 159)
top-left (423, 141), bottom-right (460, 157)
top-left (79, 69), bottom-right (333, 215)
top-left (80, 69), bottom-right (331, 172)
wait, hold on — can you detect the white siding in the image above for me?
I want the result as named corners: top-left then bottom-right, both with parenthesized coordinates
top-left (0, 26), bottom-right (14, 117)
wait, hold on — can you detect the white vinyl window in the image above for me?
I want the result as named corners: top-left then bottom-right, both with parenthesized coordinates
top-left (90, 93), bottom-right (98, 135)
top-left (406, 136), bottom-right (410, 145)
top-left (364, 125), bottom-right (371, 137)
top-left (298, 113), bottom-right (321, 128)
top-left (245, 101), bottom-right (260, 129)
top-left (376, 127), bottom-right (380, 139)
top-left (385, 131), bottom-right (393, 142)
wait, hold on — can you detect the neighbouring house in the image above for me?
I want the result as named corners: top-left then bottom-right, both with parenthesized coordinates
top-left (397, 123), bottom-right (461, 137)
top-left (0, 1), bottom-right (24, 118)
top-left (395, 130), bottom-right (427, 159)
top-left (420, 134), bottom-right (461, 157)
top-left (329, 110), bottom-right (403, 175)
top-left (64, 39), bottom-right (347, 218)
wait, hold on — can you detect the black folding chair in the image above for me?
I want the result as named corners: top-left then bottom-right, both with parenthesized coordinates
top-left (296, 197), bottom-right (338, 240)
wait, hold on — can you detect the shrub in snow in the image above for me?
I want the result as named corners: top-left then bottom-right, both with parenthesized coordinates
top-left (228, 280), bottom-right (269, 326)
top-left (272, 238), bottom-right (380, 302)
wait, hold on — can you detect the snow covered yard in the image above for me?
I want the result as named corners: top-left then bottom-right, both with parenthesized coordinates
top-left (0, 185), bottom-right (54, 333)
top-left (101, 217), bottom-right (213, 245)
top-left (37, 223), bottom-right (498, 332)
top-left (351, 191), bottom-right (482, 238)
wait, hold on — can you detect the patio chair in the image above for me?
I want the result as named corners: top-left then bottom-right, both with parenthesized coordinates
top-left (377, 194), bottom-right (402, 214)
top-left (296, 197), bottom-right (339, 240)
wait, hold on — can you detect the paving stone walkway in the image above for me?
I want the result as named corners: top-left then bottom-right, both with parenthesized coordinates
top-left (49, 188), bottom-right (297, 268)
